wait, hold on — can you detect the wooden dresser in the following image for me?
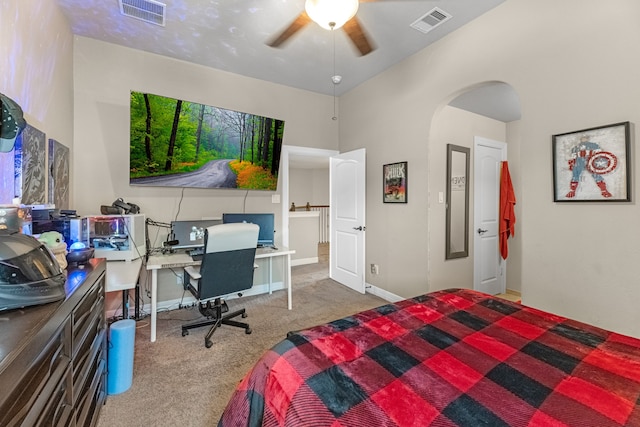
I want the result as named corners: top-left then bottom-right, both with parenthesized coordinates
top-left (0, 258), bottom-right (107, 426)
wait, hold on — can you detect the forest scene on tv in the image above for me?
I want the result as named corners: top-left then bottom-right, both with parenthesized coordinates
top-left (129, 91), bottom-right (285, 190)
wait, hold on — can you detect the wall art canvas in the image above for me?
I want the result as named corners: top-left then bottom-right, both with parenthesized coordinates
top-left (129, 91), bottom-right (285, 191)
top-left (48, 138), bottom-right (70, 209)
top-left (383, 161), bottom-right (407, 203)
top-left (14, 124), bottom-right (46, 205)
top-left (0, 150), bottom-right (14, 204)
top-left (552, 122), bottom-right (630, 202)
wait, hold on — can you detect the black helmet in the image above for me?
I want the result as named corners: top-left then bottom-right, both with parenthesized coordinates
top-left (0, 229), bottom-right (66, 311)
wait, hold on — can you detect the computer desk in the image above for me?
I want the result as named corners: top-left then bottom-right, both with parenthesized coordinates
top-left (145, 246), bottom-right (295, 342)
top-left (106, 258), bottom-right (143, 320)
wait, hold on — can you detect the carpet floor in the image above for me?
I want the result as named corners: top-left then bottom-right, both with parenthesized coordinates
top-left (97, 249), bottom-right (385, 427)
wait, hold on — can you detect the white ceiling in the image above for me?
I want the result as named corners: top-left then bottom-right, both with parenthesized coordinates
top-left (55, 0), bottom-right (506, 97)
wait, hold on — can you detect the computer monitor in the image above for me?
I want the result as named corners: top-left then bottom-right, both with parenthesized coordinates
top-left (222, 213), bottom-right (275, 247)
top-left (171, 219), bottom-right (223, 249)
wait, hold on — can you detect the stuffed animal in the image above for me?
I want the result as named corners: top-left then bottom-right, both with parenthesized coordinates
top-left (38, 231), bottom-right (68, 269)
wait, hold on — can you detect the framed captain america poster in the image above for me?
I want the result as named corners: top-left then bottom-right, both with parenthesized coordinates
top-left (552, 121), bottom-right (630, 202)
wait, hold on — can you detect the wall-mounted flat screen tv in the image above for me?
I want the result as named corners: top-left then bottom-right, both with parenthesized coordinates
top-left (129, 91), bottom-right (285, 191)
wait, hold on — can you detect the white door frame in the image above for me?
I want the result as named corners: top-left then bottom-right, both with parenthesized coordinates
top-left (280, 145), bottom-right (338, 248)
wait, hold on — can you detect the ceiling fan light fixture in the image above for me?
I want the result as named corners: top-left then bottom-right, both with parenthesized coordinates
top-left (305, 0), bottom-right (359, 31)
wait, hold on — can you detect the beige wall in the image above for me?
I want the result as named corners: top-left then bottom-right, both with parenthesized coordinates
top-left (289, 168), bottom-right (329, 207)
top-left (71, 37), bottom-right (338, 309)
top-left (71, 37), bottom-right (338, 224)
top-left (0, 0), bottom-right (74, 203)
top-left (428, 106), bottom-right (507, 292)
top-left (289, 212), bottom-right (320, 263)
top-left (7, 0), bottom-right (640, 337)
top-left (342, 0), bottom-right (640, 337)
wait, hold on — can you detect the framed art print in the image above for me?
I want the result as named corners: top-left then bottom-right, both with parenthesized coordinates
top-left (552, 122), bottom-right (630, 202)
top-left (383, 161), bottom-right (407, 203)
top-left (14, 124), bottom-right (46, 205)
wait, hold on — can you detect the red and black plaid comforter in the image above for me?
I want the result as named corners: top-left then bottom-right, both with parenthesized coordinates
top-left (218, 288), bottom-right (640, 426)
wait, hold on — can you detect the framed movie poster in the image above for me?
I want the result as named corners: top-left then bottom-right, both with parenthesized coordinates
top-left (383, 161), bottom-right (407, 203)
top-left (552, 122), bottom-right (630, 202)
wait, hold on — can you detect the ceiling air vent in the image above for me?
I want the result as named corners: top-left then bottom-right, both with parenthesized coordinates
top-left (119, 0), bottom-right (166, 27)
top-left (410, 7), bottom-right (452, 34)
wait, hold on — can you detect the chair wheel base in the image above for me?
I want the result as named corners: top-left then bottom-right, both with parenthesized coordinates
top-left (182, 299), bottom-right (251, 347)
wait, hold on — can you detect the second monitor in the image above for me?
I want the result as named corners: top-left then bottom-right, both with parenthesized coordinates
top-left (222, 213), bottom-right (275, 248)
top-left (171, 219), bottom-right (223, 250)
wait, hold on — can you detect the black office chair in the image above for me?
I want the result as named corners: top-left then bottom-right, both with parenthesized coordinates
top-left (181, 222), bottom-right (259, 348)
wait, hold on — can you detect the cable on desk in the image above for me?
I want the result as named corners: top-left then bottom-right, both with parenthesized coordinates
top-left (174, 187), bottom-right (185, 221)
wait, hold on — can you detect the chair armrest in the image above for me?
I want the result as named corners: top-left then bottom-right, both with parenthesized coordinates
top-left (184, 265), bottom-right (201, 280)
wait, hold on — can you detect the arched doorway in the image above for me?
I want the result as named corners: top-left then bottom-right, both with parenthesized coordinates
top-left (427, 81), bottom-right (521, 295)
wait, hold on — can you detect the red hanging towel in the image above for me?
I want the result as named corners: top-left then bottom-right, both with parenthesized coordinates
top-left (499, 161), bottom-right (516, 260)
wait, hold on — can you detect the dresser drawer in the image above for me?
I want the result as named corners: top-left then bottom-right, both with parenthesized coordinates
top-left (72, 282), bottom-right (104, 359)
top-left (75, 358), bottom-right (106, 427)
top-left (0, 319), bottom-right (71, 426)
top-left (73, 328), bottom-right (106, 403)
top-left (31, 365), bottom-right (73, 427)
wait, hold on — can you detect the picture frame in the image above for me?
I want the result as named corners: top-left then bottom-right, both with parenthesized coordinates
top-left (14, 124), bottom-right (47, 205)
top-left (48, 138), bottom-right (70, 210)
top-left (383, 161), bottom-right (407, 203)
top-left (552, 121), bottom-right (631, 202)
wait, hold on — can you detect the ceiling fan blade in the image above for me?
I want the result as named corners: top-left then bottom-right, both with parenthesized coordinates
top-left (268, 12), bottom-right (312, 48)
top-left (343, 17), bottom-right (375, 56)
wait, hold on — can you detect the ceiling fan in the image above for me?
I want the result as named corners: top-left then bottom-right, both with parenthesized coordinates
top-left (268, 0), bottom-right (383, 56)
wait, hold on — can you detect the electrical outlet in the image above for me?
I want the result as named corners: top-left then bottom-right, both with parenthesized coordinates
top-left (370, 264), bottom-right (379, 275)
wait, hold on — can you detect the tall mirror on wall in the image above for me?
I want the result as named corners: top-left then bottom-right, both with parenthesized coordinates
top-left (446, 144), bottom-right (470, 259)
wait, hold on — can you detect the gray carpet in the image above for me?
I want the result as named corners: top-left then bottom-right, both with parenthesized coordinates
top-left (97, 248), bottom-right (385, 427)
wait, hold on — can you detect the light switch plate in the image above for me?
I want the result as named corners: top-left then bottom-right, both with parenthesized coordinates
top-left (272, 194), bottom-right (281, 204)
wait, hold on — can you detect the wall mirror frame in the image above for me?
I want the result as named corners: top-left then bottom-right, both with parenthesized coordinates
top-left (446, 144), bottom-right (470, 259)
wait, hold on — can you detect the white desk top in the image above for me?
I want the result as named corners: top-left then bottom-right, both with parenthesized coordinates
top-left (146, 246), bottom-right (295, 270)
top-left (106, 258), bottom-right (143, 292)
top-left (255, 246), bottom-right (295, 258)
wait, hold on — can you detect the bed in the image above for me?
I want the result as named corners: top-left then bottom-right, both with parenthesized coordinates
top-left (218, 288), bottom-right (640, 426)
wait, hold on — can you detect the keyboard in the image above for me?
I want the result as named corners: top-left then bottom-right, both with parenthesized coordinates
top-left (188, 247), bottom-right (204, 261)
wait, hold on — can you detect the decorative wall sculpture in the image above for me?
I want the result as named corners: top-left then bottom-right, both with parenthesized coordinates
top-left (48, 138), bottom-right (70, 209)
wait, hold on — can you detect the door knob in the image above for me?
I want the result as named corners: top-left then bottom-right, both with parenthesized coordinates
top-left (477, 228), bottom-right (488, 234)
top-left (353, 226), bottom-right (366, 231)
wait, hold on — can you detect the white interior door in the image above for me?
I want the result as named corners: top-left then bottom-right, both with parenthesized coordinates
top-left (330, 148), bottom-right (366, 294)
top-left (473, 137), bottom-right (506, 295)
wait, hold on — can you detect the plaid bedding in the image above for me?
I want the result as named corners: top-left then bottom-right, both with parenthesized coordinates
top-left (218, 288), bottom-right (640, 426)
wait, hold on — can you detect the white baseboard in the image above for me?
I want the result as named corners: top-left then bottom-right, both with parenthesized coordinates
top-left (106, 281), bottom-right (286, 320)
top-left (291, 257), bottom-right (319, 267)
top-left (107, 281), bottom-right (404, 320)
top-left (365, 282), bottom-right (404, 303)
